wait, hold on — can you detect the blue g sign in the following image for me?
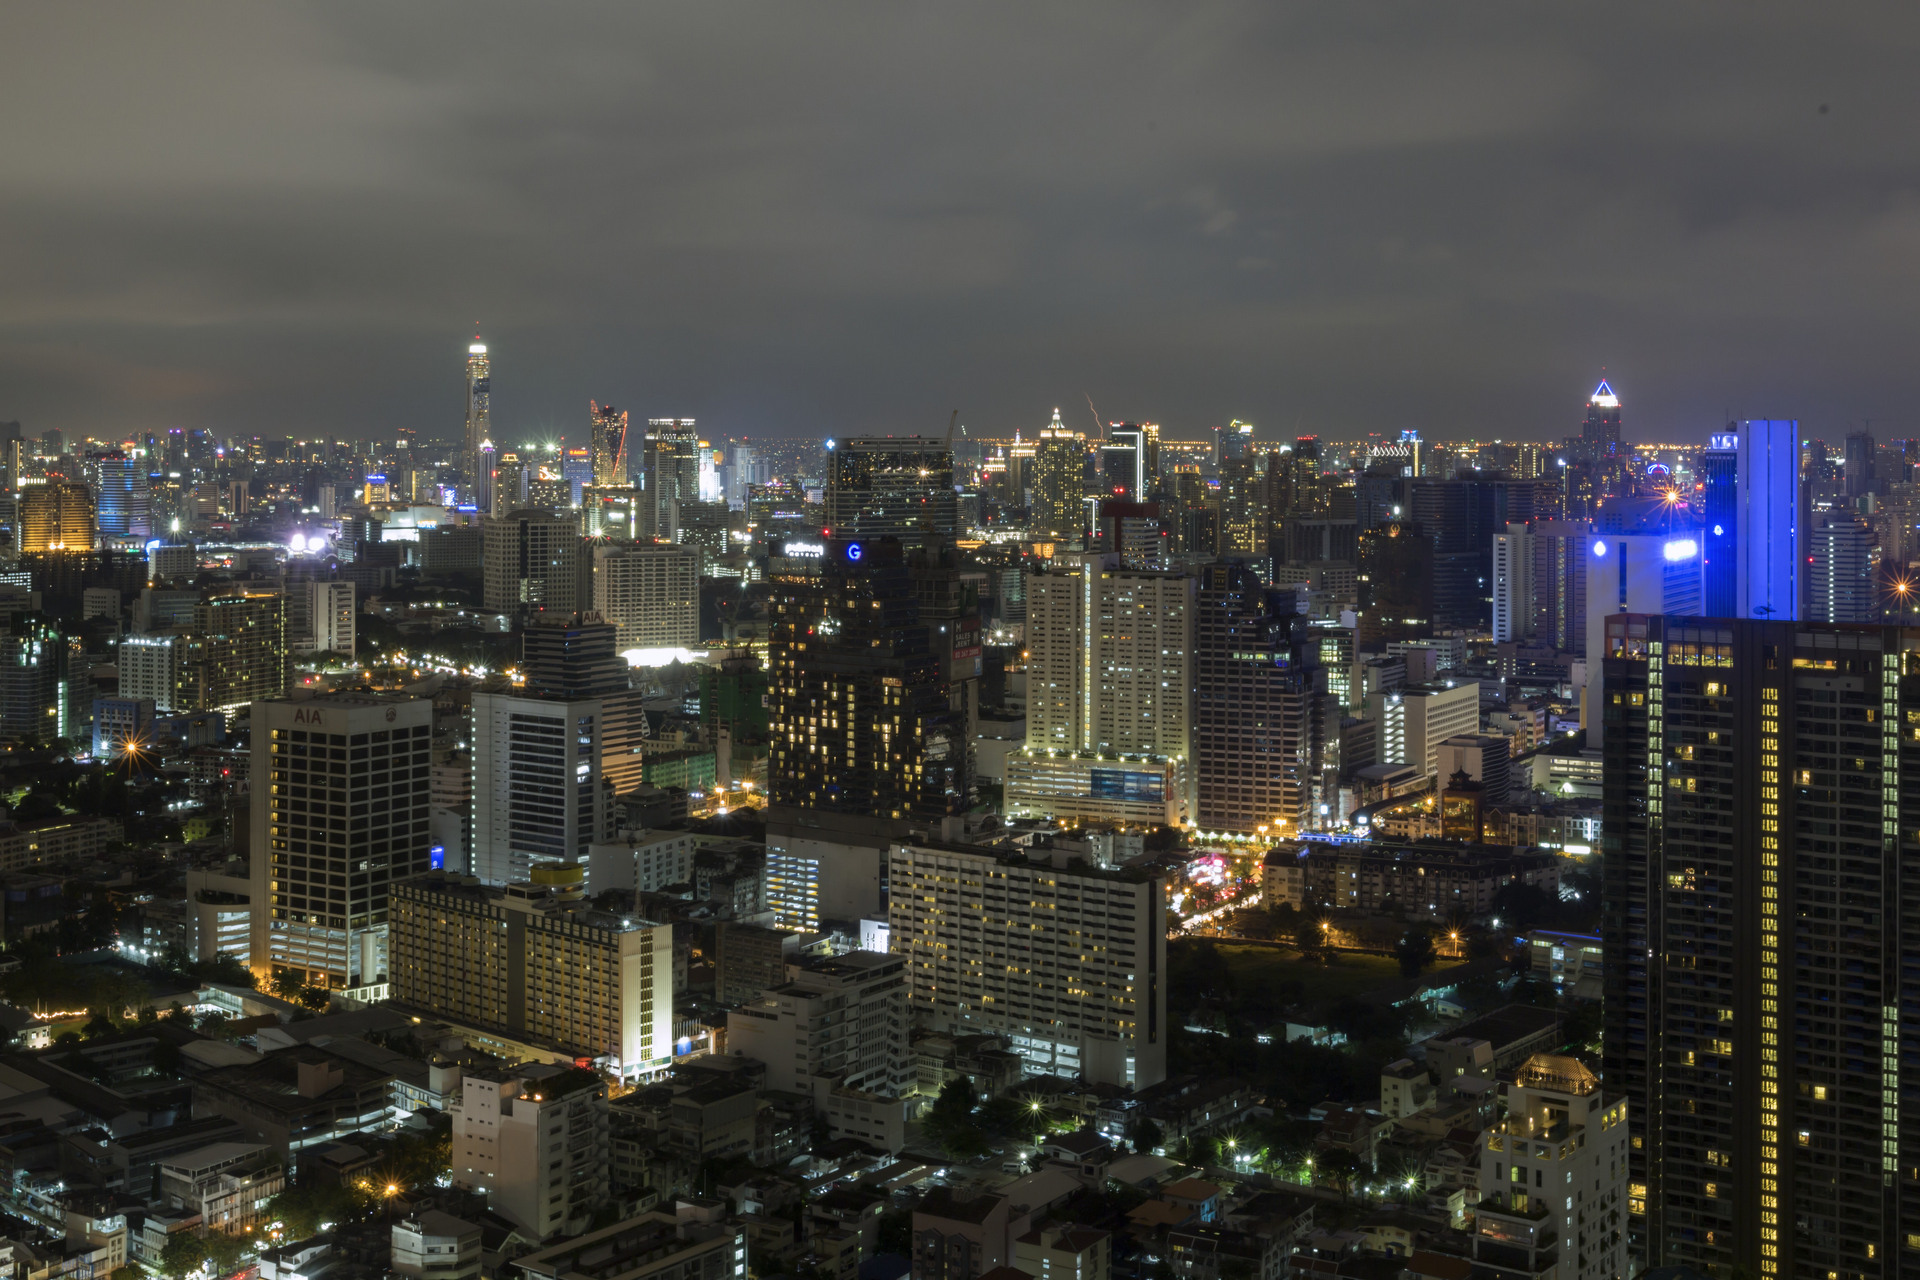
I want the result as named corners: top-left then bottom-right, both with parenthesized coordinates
top-left (846, 543), bottom-right (863, 562)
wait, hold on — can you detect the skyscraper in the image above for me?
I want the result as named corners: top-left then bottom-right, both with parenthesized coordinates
top-left (1808, 515), bottom-right (1874, 623)
top-left (249, 692), bottom-right (435, 990)
top-left (1215, 454), bottom-right (1267, 557)
top-left (1580, 379), bottom-right (1623, 458)
top-left (637, 419), bottom-right (701, 541)
top-left (1581, 506), bottom-right (1703, 746)
top-left (821, 437), bottom-right (958, 547)
top-left (470, 686), bottom-right (615, 886)
top-left (1491, 524), bottom-right (1533, 643)
top-left (767, 538), bottom-right (965, 820)
top-left (589, 402), bottom-right (630, 488)
top-left (90, 451), bottom-right (152, 540)
top-left (1004, 551), bottom-right (1194, 827)
top-left (465, 338), bottom-right (493, 512)
top-left (482, 509), bottom-right (588, 619)
top-left (590, 544), bottom-right (699, 654)
top-left (18, 481), bottom-right (94, 553)
top-left (1699, 430), bottom-right (1739, 617)
top-left (1029, 411), bottom-right (1086, 539)
top-left (1193, 561), bottom-right (1331, 832)
top-left (1602, 616), bottom-right (1920, 1278)
top-left (1737, 419), bottom-right (1802, 622)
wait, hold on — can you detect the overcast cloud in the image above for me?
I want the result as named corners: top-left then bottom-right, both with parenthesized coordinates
top-left (2, 3), bottom-right (1918, 446)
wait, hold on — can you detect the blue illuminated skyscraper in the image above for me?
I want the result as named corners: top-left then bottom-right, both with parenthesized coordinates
top-left (91, 450), bottom-right (152, 540)
top-left (1699, 429), bottom-right (1738, 616)
top-left (1735, 419), bottom-right (1801, 621)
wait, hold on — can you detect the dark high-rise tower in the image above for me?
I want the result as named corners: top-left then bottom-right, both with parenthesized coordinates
top-left (822, 437), bottom-right (958, 548)
top-left (1602, 615), bottom-right (1920, 1279)
top-left (1194, 561), bottom-right (1331, 832)
top-left (768, 539), bottom-right (965, 819)
top-left (1581, 379), bottom-right (1623, 457)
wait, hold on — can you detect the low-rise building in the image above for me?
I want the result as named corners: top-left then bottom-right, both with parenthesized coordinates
top-left (511, 1212), bottom-right (744, 1280)
top-left (1288, 838), bottom-right (1561, 920)
top-left (1012, 1226), bottom-right (1108, 1280)
top-left (391, 1211), bottom-right (482, 1280)
top-left (155, 1141), bottom-right (283, 1234)
top-left (192, 1048), bottom-right (393, 1159)
top-left (1479, 1056), bottom-right (1628, 1280)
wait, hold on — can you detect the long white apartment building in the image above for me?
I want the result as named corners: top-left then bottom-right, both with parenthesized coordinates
top-left (591, 543), bottom-right (699, 655)
top-left (886, 839), bottom-right (1166, 1089)
top-left (1005, 552), bottom-right (1194, 827)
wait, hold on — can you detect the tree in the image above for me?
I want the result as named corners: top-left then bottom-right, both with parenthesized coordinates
top-left (1126, 1115), bottom-right (1164, 1156)
top-left (1294, 912), bottom-right (1329, 964)
top-left (1395, 923), bottom-right (1438, 979)
top-left (269, 969), bottom-right (304, 1001)
top-left (158, 1231), bottom-right (207, 1280)
top-left (295, 984), bottom-right (333, 1012)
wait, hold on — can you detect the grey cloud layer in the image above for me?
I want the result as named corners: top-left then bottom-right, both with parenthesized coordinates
top-left (2, 3), bottom-right (1918, 444)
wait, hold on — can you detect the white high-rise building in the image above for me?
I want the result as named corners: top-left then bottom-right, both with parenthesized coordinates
top-left (591, 544), bottom-right (699, 654)
top-left (1005, 552), bottom-right (1194, 826)
top-left (1491, 523), bottom-right (1533, 643)
top-left (301, 580), bottom-right (356, 658)
top-left (483, 510), bottom-right (586, 619)
top-left (249, 692), bottom-right (435, 989)
top-left (1367, 680), bottom-right (1480, 780)
top-left (887, 839), bottom-right (1167, 1089)
top-left (1581, 528), bottom-right (1704, 747)
top-left (119, 634), bottom-right (181, 712)
top-left (451, 1064), bottom-right (607, 1241)
top-left (1478, 1055), bottom-right (1629, 1280)
top-left (469, 691), bottom-right (614, 886)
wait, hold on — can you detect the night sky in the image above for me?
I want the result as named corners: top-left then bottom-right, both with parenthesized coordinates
top-left (4, 4), bottom-right (1917, 446)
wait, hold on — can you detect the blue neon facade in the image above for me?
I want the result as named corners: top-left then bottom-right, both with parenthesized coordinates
top-left (1735, 419), bottom-right (1800, 621)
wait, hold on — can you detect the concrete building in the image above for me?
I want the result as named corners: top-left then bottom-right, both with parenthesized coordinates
top-left (592, 543), bottom-right (699, 654)
top-left (483, 509), bottom-right (587, 619)
top-left (586, 829), bottom-right (699, 894)
top-left (469, 689), bottom-right (614, 886)
top-left (249, 692), bottom-right (434, 989)
top-left (1013, 1227), bottom-right (1109, 1280)
top-left (156, 1141), bottom-right (282, 1234)
top-left (1478, 1056), bottom-right (1628, 1280)
top-left (299, 580), bottom-right (356, 658)
top-left (451, 1063), bottom-right (607, 1240)
top-left (391, 1211), bottom-right (481, 1280)
top-left (390, 872), bottom-right (672, 1079)
top-left (1367, 681), bottom-right (1479, 780)
top-left (1292, 838), bottom-right (1559, 919)
top-left (1007, 552), bottom-right (1194, 827)
top-left (888, 840), bottom-right (1166, 1088)
top-left (513, 1213), bottom-right (745, 1280)
top-left (17, 480), bottom-right (93, 553)
top-left (726, 952), bottom-right (910, 1148)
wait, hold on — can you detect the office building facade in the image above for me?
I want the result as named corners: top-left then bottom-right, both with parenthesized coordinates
top-left (1601, 616), bottom-right (1920, 1278)
top-left (249, 693), bottom-right (435, 989)
top-left (483, 510), bottom-right (587, 618)
top-left (469, 690), bottom-right (614, 886)
top-left (1735, 419), bottom-right (1801, 623)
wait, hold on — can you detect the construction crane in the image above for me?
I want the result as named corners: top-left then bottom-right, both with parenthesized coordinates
top-left (943, 408), bottom-right (959, 448)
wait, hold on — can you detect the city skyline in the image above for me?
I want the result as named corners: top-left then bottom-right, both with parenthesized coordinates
top-left (6, 7), bottom-right (1920, 444)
